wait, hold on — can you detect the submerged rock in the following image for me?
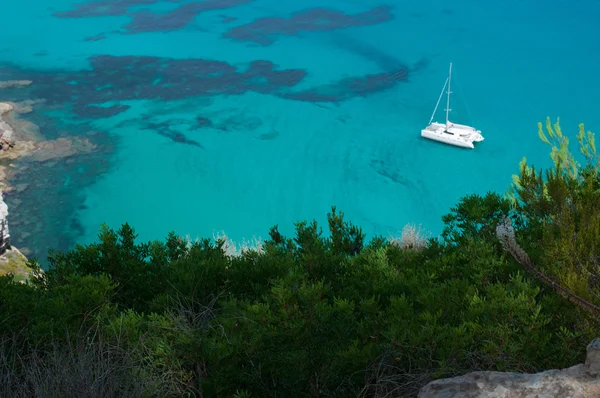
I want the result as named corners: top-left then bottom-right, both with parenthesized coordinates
top-left (11, 99), bottom-right (45, 114)
top-left (30, 136), bottom-right (97, 162)
top-left (0, 80), bottom-right (32, 89)
top-left (0, 95), bottom-right (105, 267)
top-left (0, 101), bottom-right (97, 167)
top-left (419, 339), bottom-right (600, 398)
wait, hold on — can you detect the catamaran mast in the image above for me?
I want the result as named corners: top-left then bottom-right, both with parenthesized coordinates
top-left (445, 62), bottom-right (452, 127)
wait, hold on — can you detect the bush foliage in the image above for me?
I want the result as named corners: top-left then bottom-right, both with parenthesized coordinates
top-left (1, 119), bottom-right (599, 397)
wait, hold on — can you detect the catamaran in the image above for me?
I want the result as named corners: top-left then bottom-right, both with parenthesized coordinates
top-left (421, 63), bottom-right (484, 149)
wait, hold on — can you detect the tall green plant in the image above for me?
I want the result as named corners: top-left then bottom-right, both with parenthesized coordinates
top-left (501, 117), bottom-right (600, 321)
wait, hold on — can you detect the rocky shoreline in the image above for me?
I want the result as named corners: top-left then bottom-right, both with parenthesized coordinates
top-left (0, 99), bottom-right (32, 280)
top-left (0, 80), bottom-right (102, 279)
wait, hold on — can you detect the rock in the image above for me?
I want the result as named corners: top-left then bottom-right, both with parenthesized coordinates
top-left (0, 102), bottom-right (13, 115)
top-left (12, 99), bottom-right (44, 114)
top-left (419, 339), bottom-right (600, 398)
top-left (0, 80), bottom-right (32, 89)
top-left (30, 136), bottom-right (97, 162)
top-left (0, 191), bottom-right (10, 255)
top-left (586, 338), bottom-right (600, 377)
top-left (0, 96), bottom-right (101, 280)
top-left (18, 247), bottom-right (32, 257)
top-left (0, 104), bottom-right (16, 147)
top-left (0, 141), bottom-right (35, 161)
top-left (14, 183), bottom-right (29, 193)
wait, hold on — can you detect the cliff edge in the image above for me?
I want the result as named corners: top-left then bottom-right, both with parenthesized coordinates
top-left (0, 88), bottom-right (103, 279)
top-left (0, 101), bottom-right (33, 281)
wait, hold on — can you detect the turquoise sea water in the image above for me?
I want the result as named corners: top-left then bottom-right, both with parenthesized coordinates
top-left (1, 0), bottom-right (599, 263)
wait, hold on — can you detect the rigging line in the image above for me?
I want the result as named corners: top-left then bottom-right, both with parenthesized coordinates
top-left (452, 72), bottom-right (476, 126)
top-left (428, 77), bottom-right (448, 125)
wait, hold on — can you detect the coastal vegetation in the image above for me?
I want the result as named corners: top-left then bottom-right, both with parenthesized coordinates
top-left (1, 118), bottom-right (599, 397)
top-left (0, 248), bottom-right (33, 284)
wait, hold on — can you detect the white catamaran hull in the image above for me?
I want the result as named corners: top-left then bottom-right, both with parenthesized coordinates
top-left (421, 122), bottom-right (484, 149)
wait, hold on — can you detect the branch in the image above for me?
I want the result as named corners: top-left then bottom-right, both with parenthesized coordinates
top-left (496, 216), bottom-right (600, 318)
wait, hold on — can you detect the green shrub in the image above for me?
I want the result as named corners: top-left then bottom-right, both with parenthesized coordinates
top-left (1, 119), bottom-right (598, 396)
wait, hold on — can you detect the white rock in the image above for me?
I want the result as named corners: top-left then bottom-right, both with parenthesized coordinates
top-left (0, 191), bottom-right (9, 254)
top-left (419, 339), bottom-right (600, 398)
top-left (586, 338), bottom-right (600, 377)
top-left (0, 102), bottom-right (13, 114)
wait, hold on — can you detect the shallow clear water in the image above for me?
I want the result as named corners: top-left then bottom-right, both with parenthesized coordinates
top-left (1, 0), bottom-right (599, 263)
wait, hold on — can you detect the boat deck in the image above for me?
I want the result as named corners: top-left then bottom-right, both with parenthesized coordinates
top-left (423, 123), bottom-right (445, 132)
